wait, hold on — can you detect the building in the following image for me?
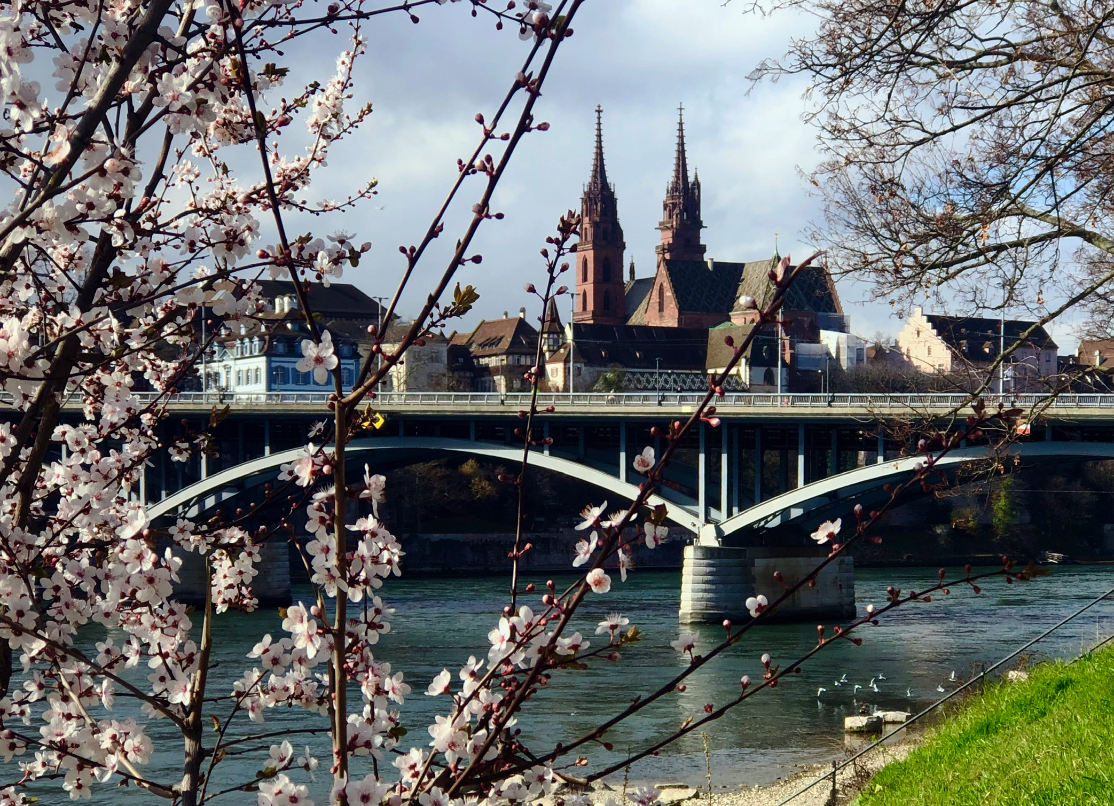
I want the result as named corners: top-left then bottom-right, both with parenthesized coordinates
top-left (547, 105), bottom-right (848, 392)
top-left (381, 322), bottom-right (449, 392)
top-left (896, 307), bottom-right (1058, 393)
top-left (545, 323), bottom-right (711, 392)
top-left (450, 310), bottom-right (539, 393)
top-left (201, 281), bottom-right (382, 395)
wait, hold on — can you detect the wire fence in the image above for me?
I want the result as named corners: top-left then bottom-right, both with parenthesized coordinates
top-left (774, 584), bottom-right (1114, 805)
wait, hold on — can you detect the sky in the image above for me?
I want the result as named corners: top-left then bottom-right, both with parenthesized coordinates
top-left (289, 0), bottom-right (1082, 349)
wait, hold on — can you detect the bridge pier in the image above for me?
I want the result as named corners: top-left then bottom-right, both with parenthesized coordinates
top-left (679, 545), bottom-right (855, 624)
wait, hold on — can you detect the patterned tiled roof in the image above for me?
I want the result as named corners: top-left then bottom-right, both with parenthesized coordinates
top-left (662, 260), bottom-right (746, 314)
top-left (624, 277), bottom-right (654, 318)
top-left (731, 257), bottom-right (842, 315)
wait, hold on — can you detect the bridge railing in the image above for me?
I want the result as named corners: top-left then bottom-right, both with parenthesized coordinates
top-left (46, 390), bottom-right (1114, 410)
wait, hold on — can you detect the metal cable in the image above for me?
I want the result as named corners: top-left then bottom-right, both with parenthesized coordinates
top-left (773, 584), bottom-right (1114, 806)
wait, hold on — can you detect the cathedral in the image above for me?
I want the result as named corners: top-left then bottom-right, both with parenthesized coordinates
top-left (542, 106), bottom-right (853, 394)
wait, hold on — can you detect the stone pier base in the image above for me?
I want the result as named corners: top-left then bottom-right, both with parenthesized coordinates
top-left (679, 545), bottom-right (855, 623)
top-left (161, 538), bottom-right (292, 608)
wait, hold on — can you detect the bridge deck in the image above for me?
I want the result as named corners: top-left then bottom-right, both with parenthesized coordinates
top-left (80, 391), bottom-right (1114, 419)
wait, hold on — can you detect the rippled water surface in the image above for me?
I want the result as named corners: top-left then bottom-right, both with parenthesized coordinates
top-left (27, 565), bottom-right (1114, 803)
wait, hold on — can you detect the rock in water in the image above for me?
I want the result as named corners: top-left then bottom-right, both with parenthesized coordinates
top-left (844, 715), bottom-right (883, 733)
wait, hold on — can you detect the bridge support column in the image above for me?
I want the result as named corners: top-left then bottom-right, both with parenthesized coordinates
top-left (618, 422), bottom-right (627, 483)
top-left (698, 423), bottom-right (707, 521)
top-left (797, 424), bottom-right (805, 488)
top-left (876, 431), bottom-right (884, 464)
top-left (680, 545), bottom-right (856, 624)
top-left (720, 425), bottom-right (728, 521)
top-left (264, 420), bottom-right (271, 457)
top-left (754, 428), bottom-right (763, 504)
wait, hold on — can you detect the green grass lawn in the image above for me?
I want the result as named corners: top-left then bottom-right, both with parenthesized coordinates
top-left (853, 645), bottom-right (1114, 806)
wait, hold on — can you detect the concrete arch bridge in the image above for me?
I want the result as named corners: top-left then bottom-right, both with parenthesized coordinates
top-left (146, 435), bottom-right (1114, 623)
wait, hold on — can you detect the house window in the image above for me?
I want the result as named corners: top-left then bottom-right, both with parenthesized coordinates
top-left (927, 345), bottom-right (932, 356)
top-left (294, 371), bottom-right (309, 386)
top-left (251, 337), bottom-right (261, 354)
top-left (254, 367), bottom-right (261, 384)
top-left (273, 366), bottom-right (288, 385)
top-left (236, 370), bottom-right (243, 386)
top-left (274, 341), bottom-right (286, 355)
top-left (342, 368), bottom-right (353, 387)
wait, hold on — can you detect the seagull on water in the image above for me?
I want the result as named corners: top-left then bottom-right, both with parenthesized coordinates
top-left (853, 684), bottom-right (863, 693)
top-left (936, 684), bottom-right (946, 693)
top-left (817, 687), bottom-right (827, 697)
top-left (876, 674), bottom-right (887, 681)
top-left (870, 683), bottom-right (880, 693)
top-left (833, 679), bottom-right (843, 687)
top-left (840, 673), bottom-right (849, 682)
top-left (949, 670), bottom-right (958, 682)
top-left (906, 688), bottom-right (912, 697)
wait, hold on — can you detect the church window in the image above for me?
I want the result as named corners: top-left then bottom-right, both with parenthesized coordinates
top-left (581, 258), bottom-right (588, 283)
top-left (602, 257), bottom-right (612, 282)
top-left (581, 291), bottom-right (587, 311)
top-left (603, 290), bottom-right (611, 311)
top-left (658, 284), bottom-right (665, 313)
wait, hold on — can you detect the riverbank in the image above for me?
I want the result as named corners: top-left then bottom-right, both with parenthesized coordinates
top-left (578, 740), bottom-right (917, 806)
top-left (850, 643), bottom-right (1114, 805)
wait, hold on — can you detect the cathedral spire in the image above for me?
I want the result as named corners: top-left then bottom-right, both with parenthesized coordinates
top-left (670, 104), bottom-right (689, 196)
top-left (657, 103), bottom-right (705, 263)
top-left (589, 105), bottom-right (608, 190)
top-left (576, 105), bottom-right (626, 325)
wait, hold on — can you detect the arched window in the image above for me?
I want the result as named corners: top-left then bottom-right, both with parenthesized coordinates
top-left (658, 284), bottom-right (665, 313)
top-left (603, 290), bottom-right (611, 311)
top-left (602, 257), bottom-right (612, 282)
top-left (581, 291), bottom-right (587, 311)
top-left (581, 258), bottom-right (588, 283)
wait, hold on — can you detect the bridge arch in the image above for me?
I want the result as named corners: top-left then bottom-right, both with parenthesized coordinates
top-left (147, 437), bottom-right (706, 533)
top-left (707, 442), bottom-right (1114, 544)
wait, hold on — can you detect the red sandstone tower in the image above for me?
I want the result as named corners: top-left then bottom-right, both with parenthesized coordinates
top-left (656, 104), bottom-right (706, 263)
top-left (574, 106), bottom-right (627, 324)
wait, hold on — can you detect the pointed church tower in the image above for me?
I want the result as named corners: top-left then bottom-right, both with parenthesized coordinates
top-left (656, 104), bottom-right (706, 262)
top-left (574, 106), bottom-right (626, 324)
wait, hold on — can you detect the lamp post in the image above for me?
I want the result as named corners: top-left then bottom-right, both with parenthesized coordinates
top-left (372, 295), bottom-right (388, 395)
top-left (655, 357), bottom-right (662, 405)
top-left (566, 291), bottom-right (576, 401)
top-left (776, 318), bottom-right (784, 396)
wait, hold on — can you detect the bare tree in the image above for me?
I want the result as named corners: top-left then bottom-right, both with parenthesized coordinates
top-left (747, 0), bottom-right (1114, 348)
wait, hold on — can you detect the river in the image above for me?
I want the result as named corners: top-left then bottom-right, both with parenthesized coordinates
top-left (24, 565), bottom-right (1114, 804)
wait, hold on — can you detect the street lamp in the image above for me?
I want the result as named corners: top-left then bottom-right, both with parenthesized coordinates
top-left (655, 357), bottom-right (663, 405)
top-left (566, 291), bottom-right (576, 401)
top-left (372, 295), bottom-right (388, 395)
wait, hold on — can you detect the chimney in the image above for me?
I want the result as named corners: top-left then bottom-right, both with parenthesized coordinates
top-left (706, 258), bottom-right (715, 270)
top-left (503, 311), bottom-right (509, 319)
top-left (519, 307), bottom-right (526, 319)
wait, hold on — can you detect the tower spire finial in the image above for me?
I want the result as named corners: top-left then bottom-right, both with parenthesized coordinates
top-left (671, 103), bottom-right (689, 195)
top-left (590, 104), bottom-right (607, 189)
